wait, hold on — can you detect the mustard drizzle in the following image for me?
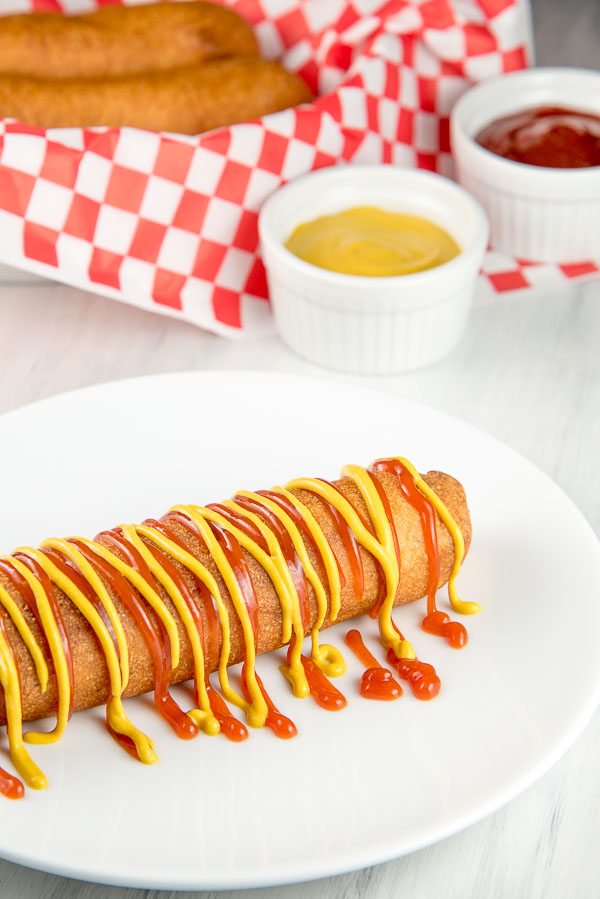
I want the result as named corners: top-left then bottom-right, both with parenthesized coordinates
top-left (238, 491), bottom-right (345, 678)
top-left (0, 459), bottom-right (471, 795)
top-left (7, 555), bottom-right (72, 746)
top-left (121, 524), bottom-right (219, 735)
top-left (127, 520), bottom-right (241, 719)
top-left (0, 580), bottom-right (48, 695)
top-left (184, 502), bottom-right (310, 698)
top-left (21, 545), bottom-right (157, 765)
top-left (0, 618), bottom-right (47, 789)
top-left (287, 472), bottom-right (415, 660)
top-left (392, 458), bottom-right (479, 615)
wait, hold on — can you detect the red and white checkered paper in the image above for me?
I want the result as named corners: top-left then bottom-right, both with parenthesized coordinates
top-left (0, 0), bottom-right (596, 336)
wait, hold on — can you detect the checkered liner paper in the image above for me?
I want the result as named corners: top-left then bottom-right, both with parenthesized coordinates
top-left (0, 0), bottom-right (597, 336)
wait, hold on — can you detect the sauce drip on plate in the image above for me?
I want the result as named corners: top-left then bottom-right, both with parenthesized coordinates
top-left (345, 630), bottom-right (401, 701)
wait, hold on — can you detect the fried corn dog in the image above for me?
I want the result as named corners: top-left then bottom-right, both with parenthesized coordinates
top-left (0, 469), bottom-right (471, 727)
top-left (0, 58), bottom-right (312, 134)
top-left (0, 2), bottom-right (259, 79)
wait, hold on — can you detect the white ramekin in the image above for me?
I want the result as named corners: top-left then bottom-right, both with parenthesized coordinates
top-left (258, 165), bottom-right (488, 375)
top-left (451, 67), bottom-right (600, 263)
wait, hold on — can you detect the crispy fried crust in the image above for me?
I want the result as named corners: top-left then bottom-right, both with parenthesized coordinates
top-left (0, 58), bottom-right (312, 134)
top-left (0, 470), bottom-right (471, 725)
top-left (0, 2), bottom-right (259, 79)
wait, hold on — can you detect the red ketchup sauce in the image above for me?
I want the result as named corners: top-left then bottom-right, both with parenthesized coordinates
top-left (42, 547), bottom-right (122, 664)
top-left (95, 527), bottom-right (201, 754)
top-left (362, 473), bottom-right (410, 644)
top-left (204, 683), bottom-right (248, 742)
top-left (314, 479), bottom-right (416, 678)
top-left (345, 629), bottom-right (401, 700)
top-left (301, 656), bottom-right (346, 710)
top-left (475, 106), bottom-right (600, 169)
top-left (385, 617), bottom-right (440, 700)
top-left (0, 614), bottom-right (24, 799)
top-left (209, 521), bottom-right (259, 638)
top-left (282, 642), bottom-right (346, 711)
top-left (0, 768), bottom-right (24, 800)
top-left (8, 554), bottom-right (75, 719)
top-left (314, 482), bottom-right (364, 599)
top-left (183, 504), bottom-right (293, 740)
top-left (207, 503), bottom-right (269, 553)
top-left (234, 494), bottom-right (347, 713)
top-left (386, 650), bottom-right (440, 700)
top-left (104, 719), bottom-right (140, 760)
top-left (232, 494), bottom-right (312, 631)
top-left (159, 512), bottom-right (222, 671)
top-left (370, 461), bottom-right (467, 649)
top-left (241, 663), bottom-right (296, 739)
top-left (258, 489), bottom-right (347, 591)
top-left (209, 503), bottom-right (297, 737)
top-left (157, 513), bottom-right (248, 741)
top-left (71, 537), bottom-right (197, 741)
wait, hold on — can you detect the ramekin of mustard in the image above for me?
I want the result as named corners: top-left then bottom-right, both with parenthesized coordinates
top-left (285, 207), bottom-right (461, 278)
top-left (259, 166), bottom-right (488, 375)
top-left (452, 68), bottom-right (600, 262)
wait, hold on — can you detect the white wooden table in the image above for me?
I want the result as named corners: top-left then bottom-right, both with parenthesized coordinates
top-left (0, 276), bottom-right (598, 899)
top-left (0, 2), bottom-right (598, 896)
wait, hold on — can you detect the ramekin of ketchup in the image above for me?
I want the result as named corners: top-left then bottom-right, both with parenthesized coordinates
top-left (476, 106), bottom-right (600, 170)
top-left (451, 68), bottom-right (600, 262)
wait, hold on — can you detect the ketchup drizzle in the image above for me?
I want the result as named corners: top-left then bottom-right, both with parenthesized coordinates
top-left (42, 547), bottom-right (122, 663)
top-left (386, 652), bottom-right (441, 701)
top-left (283, 642), bottom-right (346, 711)
top-left (0, 614), bottom-right (25, 798)
top-left (312, 483), bottom-right (364, 599)
top-left (258, 489), bottom-right (347, 590)
top-left (157, 513), bottom-right (222, 669)
top-left (233, 494), bottom-right (312, 631)
top-left (371, 460), bottom-right (468, 648)
top-left (205, 683), bottom-right (248, 743)
top-left (10, 554), bottom-right (75, 719)
top-left (0, 768), bottom-right (24, 800)
top-left (70, 538), bottom-right (198, 741)
top-left (345, 629), bottom-right (401, 701)
top-left (300, 655), bottom-right (347, 710)
top-left (241, 663), bottom-right (296, 739)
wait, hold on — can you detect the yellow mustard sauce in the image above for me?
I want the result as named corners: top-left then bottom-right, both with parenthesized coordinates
top-left (0, 458), bottom-right (474, 795)
top-left (284, 206), bottom-right (461, 277)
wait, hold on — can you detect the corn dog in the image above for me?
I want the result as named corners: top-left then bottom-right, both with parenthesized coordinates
top-left (0, 58), bottom-right (312, 134)
top-left (0, 458), bottom-right (476, 798)
top-left (0, 2), bottom-right (259, 79)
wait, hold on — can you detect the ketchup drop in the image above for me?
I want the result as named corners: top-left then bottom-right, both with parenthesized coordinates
top-left (241, 664), bottom-right (297, 739)
top-left (422, 611), bottom-right (468, 649)
top-left (206, 684), bottom-right (248, 743)
top-left (387, 650), bottom-right (441, 701)
top-left (301, 656), bottom-right (347, 711)
top-left (345, 629), bottom-right (402, 701)
top-left (0, 768), bottom-right (24, 800)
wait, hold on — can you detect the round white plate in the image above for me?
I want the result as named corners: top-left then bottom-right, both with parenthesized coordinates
top-left (0, 371), bottom-right (598, 890)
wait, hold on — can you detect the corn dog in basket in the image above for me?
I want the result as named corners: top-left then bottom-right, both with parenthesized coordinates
top-left (0, 1), bottom-right (259, 78)
top-left (0, 457), bottom-right (478, 799)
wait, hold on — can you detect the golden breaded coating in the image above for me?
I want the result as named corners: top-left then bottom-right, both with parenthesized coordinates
top-left (0, 59), bottom-right (312, 134)
top-left (0, 471), bottom-right (471, 725)
top-left (0, 2), bottom-right (259, 79)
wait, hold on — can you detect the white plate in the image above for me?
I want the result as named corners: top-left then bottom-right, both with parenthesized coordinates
top-left (0, 371), bottom-right (598, 891)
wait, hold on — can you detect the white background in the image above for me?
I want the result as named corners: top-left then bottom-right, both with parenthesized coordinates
top-left (0, 0), bottom-right (598, 895)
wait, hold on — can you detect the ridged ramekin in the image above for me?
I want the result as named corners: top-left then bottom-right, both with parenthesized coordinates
top-left (258, 165), bottom-right (488, 375)
top-left (451, 68), bottom-right (600, 263)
